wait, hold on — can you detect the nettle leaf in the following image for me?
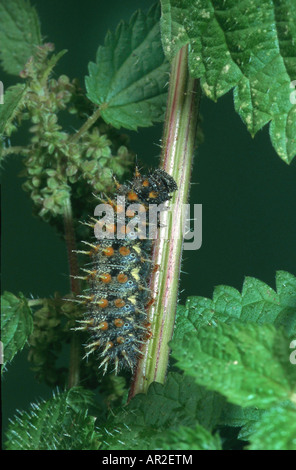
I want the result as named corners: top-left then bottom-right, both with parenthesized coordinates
top-left (219, 402), bottom-right (265, 439)
top-left (0, 84), bottom-right (26, 138)
top-left (85, 4), bottom-right (169, 130)
top-left (100, 372), bottom-right (224, 450)
top-left (175, 272), bottom-right (296, 436)
top-left (1, 291), bottom-right (33, 369)
top-left (171, 322), bottom-right (296, 409)
top-left (5, 387), bottom-right (100, 450)
top-left (248, 405), bottom-right (296, 450)
top-left (156, 423), bottom-right (222, 450)
top-left (174, 271), bottom-right (296, 340)
top-left (161, 0), bottom-right (296, 163)
top-left (0, 0), bottom-right (42, 75)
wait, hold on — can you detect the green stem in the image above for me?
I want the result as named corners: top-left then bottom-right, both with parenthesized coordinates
top-left (129, 46), bottom-right (201, 398)
top-left (2, 146), bottom-right (30, 156)
top-left (63, 196), bottom-right (81, 388)
top-left (70, 107), bottom-right (101, 143)
top-left (27, 298), bottom-right (47, 307)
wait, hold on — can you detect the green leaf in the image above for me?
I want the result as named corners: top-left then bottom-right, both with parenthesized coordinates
top-left (100, 372), bottom-right (224, 450)
top-left (248, 405), bottom-right (296, 450)
top-left (175, 271), bottom-right (296, 339)
top-left (219, 402), bottom-right (263, 430)
top-left (0, 0), bottom-right (42, 75)
top-left (1, 291), bottom-right (33, 369)
top-left (156, 423), bottom-right (222, 450)
top-left (219, 402), bottom-right (265, 441)
top-left (175, 273), bottom-right (296, 436)
top-left (275, 271), bottom-right (296, 335)
top-left (0, 84), bottom-right (26, 136)
top-left (5, 387), bottom-right (100, 450)
top-left (171, 322), bottom-right (296, 409)
top-left (85, 4), bottom-right (169, 130)
top-left (161, 0), bottom-right (296, 163)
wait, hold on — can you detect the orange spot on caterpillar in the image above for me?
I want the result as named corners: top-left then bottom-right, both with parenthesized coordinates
top-left (106, 341), bottom-right (114, 348)
top-left (127, 190), bottom-right (138, 201)
top-left (116, 336), bottom-right (125, 344)
top-left (117, 273), bottom-right (128, 283)
top-left (96, 298), bottom-right (109, 308)
top-left (119, 246), bottom-right (130, 256)
top-left (102, 247), bottom-right (114, 257)
top-left (98, 321), bottom-right (109, 330)
top-left (99, 273), bottom-right (112, 283)
top-left (114, 298), bottom-right (125, 308)
top-left (114, 318), bottom-right (125, 328)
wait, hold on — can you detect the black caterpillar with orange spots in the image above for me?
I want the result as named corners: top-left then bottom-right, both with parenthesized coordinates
top-left (75, 168), bottom-right (177, 374)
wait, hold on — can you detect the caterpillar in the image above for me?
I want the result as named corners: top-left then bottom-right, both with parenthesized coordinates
top-left (74, 167), bottom-right (177, 375)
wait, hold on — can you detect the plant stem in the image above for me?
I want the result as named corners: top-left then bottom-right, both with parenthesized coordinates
top-left (27, 298), bottom-right (47, 307)
top-left (129, 46), bottom-right (201, 399)
top-left (63, 196), bottom-right (81, 388)
top-left (70, 107), bottom-right (101, 143)
top-left (2, 146), bottom-right (30, 156)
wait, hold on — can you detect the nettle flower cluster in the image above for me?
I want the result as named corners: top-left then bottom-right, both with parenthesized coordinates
top-left (8, 43), bottom-right (133, 222)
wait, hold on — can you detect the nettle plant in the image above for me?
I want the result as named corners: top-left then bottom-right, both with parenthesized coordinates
top-left (1, 0), bottom-right (296, 451)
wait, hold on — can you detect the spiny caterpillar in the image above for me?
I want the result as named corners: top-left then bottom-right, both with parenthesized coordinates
top-left (74, 168), bottom-right (177, 374)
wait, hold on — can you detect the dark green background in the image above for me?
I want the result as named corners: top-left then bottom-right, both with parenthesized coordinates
top-left (2, 0), bottom-right (296, 434)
